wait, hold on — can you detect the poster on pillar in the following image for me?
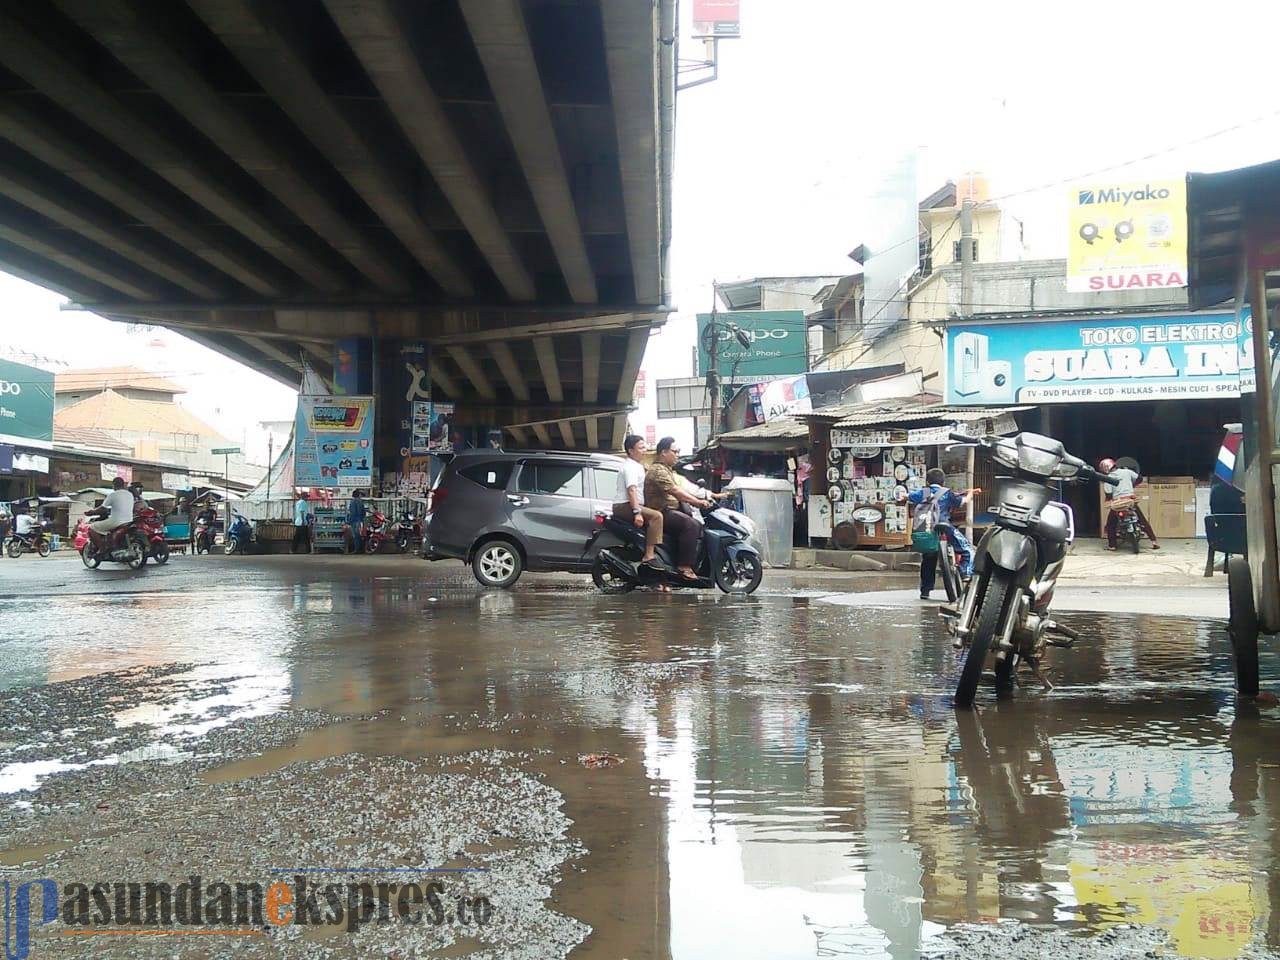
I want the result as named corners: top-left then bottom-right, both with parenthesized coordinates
top-left (428, 404), bottom-right (454, 454)
top-left (295, 396), bottom-right (375, 489)
top-left (945, 312), bottom-right (1247, 405)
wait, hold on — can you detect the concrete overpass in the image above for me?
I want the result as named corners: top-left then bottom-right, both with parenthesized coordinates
top-left (0, 0), bottom-right (674, 450)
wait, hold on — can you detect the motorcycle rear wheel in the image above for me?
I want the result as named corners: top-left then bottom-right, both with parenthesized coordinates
top-left (225, 536), bottom-right (239, 555)
top-left (591, 553), bottom-right (637, 593)
top-left (1127, 528), bottom-right (1141, 554)
top-left (152, 542), bottom-right (170, 565)
top-left (956, 568), bottom-right (1016, 708)
top-left (5, 538), bottom-right (20, 558)
top-left (127, 533), bottom-right (148, 570)
top-left (364, 536), bottom-right (380, 555)
top-left (81, 542), bottom-right (101, 569)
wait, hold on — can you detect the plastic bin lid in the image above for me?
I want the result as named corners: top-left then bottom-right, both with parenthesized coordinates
top-left (725, 476), bottom-right (793, 491)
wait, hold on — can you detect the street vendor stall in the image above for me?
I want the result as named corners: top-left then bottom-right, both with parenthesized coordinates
top-left (799, 398), bottom-right (1027, 550)
top-left (1185, 157), bottom-right (1280, 696)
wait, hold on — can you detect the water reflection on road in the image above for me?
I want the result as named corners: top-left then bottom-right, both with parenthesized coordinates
top-left (1, 565), bottom-right (1276, 958)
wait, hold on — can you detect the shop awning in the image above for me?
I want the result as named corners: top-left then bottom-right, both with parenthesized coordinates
top-left (710, 417), bottom-right (809, 451)
top-left (802, 397), bottom-right (1030, 446)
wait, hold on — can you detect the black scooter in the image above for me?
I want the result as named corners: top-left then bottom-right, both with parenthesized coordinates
top-left (587, 503), bottom-right (764, 594)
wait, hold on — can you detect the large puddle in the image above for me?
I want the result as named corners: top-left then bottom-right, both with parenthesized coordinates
top-left (1, 566), bottom-right (1276, 958)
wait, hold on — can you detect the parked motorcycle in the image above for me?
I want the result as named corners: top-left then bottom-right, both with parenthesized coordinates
top-left (224, 512), bottom-right (254, 555)
top-left (395, 511), bottom-right (421, 554)
top-left (136, 505), bottom-right (170, 564)
top-left (6, 519), bottom-right (51, 558)
top-left (73, 517), bottom-right (91, 553)
top-left (944, 431), bottom-right (1118, 707)
top-left (362, 510), bottom-right (394, 555)
top-left (82, 520), bottom-right (148, 570)
top-left (588, 503), bottom-right (764, 594)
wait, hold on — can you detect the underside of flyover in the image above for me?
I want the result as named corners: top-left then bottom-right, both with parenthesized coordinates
top-left (0, 0), bottom-right (674, 450)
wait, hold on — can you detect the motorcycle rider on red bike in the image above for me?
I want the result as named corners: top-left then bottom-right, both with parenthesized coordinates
top-left (1099, 457), bottom-right (1160, 551)
top-left (84, 476), bottom-right (138, 549)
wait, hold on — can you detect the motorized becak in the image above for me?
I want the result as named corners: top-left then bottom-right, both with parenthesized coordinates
top-left (944, 431), bottom-right (1117, 707)
top-left (588, 503), bottom-right (764, 594)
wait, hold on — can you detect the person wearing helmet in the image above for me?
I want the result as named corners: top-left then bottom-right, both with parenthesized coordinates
top-left (1099, 458), bottom-right (1159, 550)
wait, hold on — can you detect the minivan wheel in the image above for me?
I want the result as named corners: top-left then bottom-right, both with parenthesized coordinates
top-left (472, 539), bottom-right (523, 588)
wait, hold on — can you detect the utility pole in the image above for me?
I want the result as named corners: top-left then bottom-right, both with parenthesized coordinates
top-left (707, 281), bottom-right (721, 442)
top-left (266, 432), bottom-right (273, 505)
top-left (960, 198), bottom-right (976, 542)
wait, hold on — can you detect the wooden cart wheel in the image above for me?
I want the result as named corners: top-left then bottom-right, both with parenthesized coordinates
top-left (831, 521), bottom-right (860, 550)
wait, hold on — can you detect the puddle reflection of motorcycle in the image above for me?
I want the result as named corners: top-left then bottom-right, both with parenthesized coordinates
top-left (951, 706), bottom-right (1070, 924)
top-left (944, 432), bottom-right (1118, 707)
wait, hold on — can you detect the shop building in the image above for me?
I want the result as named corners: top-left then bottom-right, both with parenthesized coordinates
top-left (944, 309), bottom-right (1245, 538)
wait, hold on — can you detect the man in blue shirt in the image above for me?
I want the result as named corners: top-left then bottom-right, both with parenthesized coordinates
top-left (292, 491), bottom-right (312, 554)
top-left (905, 468), bottom-right (976, 600)
top-left (345, 489), bottom-right (367, 553)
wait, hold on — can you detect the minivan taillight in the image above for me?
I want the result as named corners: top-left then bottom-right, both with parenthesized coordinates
top-left (430, 486), bottom-right (448, 511)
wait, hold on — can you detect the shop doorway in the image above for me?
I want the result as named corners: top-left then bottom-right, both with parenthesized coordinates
top-left (1049, 397), bottom-right (1241, 538)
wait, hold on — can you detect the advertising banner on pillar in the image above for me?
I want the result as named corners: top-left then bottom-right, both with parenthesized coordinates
top-left (946, 312), bottom-right (1246, 405)
top-left (1066, 178), bottom-right (1188, 292)
top-left (428, 403), bottom-right (454, 454)
top-left (393, 341), bottom-right (431, 456)
top-left (295, 395), bottom-right (375, 488)
top-left (0, 357), bottom-right (54, 450)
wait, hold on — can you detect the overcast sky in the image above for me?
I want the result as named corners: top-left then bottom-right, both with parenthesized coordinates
top-left (5, 0), bottom-right (1280, 453)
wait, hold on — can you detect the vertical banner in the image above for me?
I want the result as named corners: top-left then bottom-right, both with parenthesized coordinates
top-left (295, 395), bottom-right (375, 488)
top-left (0, 357), bottom-right (54, 450)
top-left (428, 403), bottom-right (454, 453)
top-left (1066, 179), bottom-right (1187, 292)
top-left (394, 341), bottom-right (431, 456)
top-left (333, 338), bottom-right (372, 396)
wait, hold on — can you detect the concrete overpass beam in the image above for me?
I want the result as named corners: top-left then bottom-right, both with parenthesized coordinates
top-left (600, 0), bottom-right (662, 305)
top-left (533, 337), bottom-right (563, 403)
top-left (325, 0), bottom-right (535, 302)
top-left (530, 423), bottom-right (553, 448)
top-left (487, 341), bottom-right (531, 402)
top-left (611, 413), bottom-right (629, 452)
top-left (557, 421), bottom-right (576, 448)
top-left (0, 153), bottom-right (222, 299)
top-left (615, 327), bottom-right (649, 404)
top-left (190, 0), bottom-right (473, 298)
top-left (585, 417), bottom-right (599, 450)
top-left (428, 356), bottom-right (461, 401)
top-left (461, 0), bottom-right (599, 305)
top-left (56, 0), bottom-right (409, 294)
top-left (0, 10), bottom-right (341, 294)
top-left (580, 332), bottom-right (602, 403)
top-left (445, 345), bottom-right (497, 400)
top-left (0, 101), bottom-right (278, 297)
top-left (506, 425), bottom-right (530, 448)
top-left (243, 336), bottom-right (304, 376)
top-left (0, 216), bottom-right (164, 301)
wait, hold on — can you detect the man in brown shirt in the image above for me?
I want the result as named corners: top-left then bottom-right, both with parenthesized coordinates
top-left (645, 437), bottom-right (711, 579)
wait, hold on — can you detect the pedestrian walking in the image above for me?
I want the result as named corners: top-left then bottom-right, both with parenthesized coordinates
top-left (345, 489), bottom-right (367, 553)
top-left (292, 490), bottom-right (312, 554)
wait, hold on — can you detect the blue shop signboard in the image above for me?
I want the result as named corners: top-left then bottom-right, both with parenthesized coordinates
top-left (945, 312), bottom-right (1248, 405)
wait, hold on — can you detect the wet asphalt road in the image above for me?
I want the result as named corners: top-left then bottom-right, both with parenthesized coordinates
top-left (0, 551), bottom-right (1274, 959)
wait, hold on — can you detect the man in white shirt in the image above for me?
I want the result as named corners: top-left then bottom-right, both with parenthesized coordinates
top-left (88, 477), bottom-right (137, 541)
top-left (613, 435), bottom-right (664, 569)
top-left (13, 509), bottom-right (37, 538)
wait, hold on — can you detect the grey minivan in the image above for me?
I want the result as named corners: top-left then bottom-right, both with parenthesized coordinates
top-left (422, 449), bottom-right (625, 587)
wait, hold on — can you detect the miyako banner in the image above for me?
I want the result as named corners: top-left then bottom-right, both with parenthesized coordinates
top-left (295, 396), bottom-right (375, 488)
top-left (946, 312), bottom-right (1247, 405)
top-left (1066, 178), bottom-right (1187, 293)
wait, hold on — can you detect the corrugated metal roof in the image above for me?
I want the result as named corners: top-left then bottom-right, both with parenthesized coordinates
top-left (800, 396), bottom-right (1031, 428)
top-left (712, 417), bottom-right (808, 448)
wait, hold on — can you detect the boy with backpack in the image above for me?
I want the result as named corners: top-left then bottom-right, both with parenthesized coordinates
top-left (903, 467), bottom-right (978, 600)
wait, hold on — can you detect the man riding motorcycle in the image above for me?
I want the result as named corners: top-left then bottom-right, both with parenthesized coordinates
top-left (85, 476), bottom-right (138, 548)
top-left (644, 437), bottom-right (731, 581)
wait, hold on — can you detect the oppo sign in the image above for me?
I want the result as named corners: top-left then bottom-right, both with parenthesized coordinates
top-left (0, 357), bottom-right (53, 446)
top-left (717, 328), bottom-right (790, 342)
top-left (696, 310), bottom-right (808, 376)
top-left (0, 379), bottom-right (21, 396)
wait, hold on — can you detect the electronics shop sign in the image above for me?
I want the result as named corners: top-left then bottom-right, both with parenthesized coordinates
top-left (945, 312), bottom-right (1249, 405)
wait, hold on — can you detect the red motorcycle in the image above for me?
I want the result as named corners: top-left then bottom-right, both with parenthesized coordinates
top-left (73, 517), bottom-right (91, 552)
top-left (395, 511), bottom-right (421, 554)
top-left (81, 518), bottom-right (148, 570)
top-left (363, 510), bottom-right (393, 555)
top-left (136, 506), bottom-right (170, 564)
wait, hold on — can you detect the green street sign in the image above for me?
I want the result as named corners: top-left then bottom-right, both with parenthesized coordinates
top-left (211, 446), bottom-right (241, 455)
top-left (0, 357), bottom-right (54, 449)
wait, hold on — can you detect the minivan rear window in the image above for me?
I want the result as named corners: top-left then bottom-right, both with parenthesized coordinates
top-left (458, 462), bottom-right (514, 490)
top-left (517, 462), bottom-right (585, 497)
